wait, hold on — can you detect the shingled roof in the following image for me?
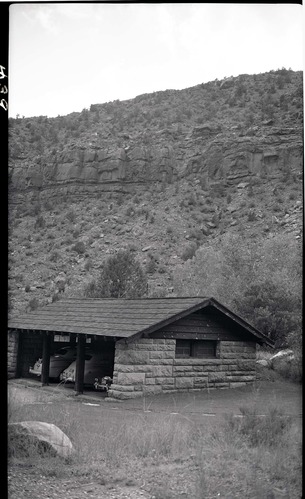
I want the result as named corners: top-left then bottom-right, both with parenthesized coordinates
top-left (8, 297), bottom-right (274, 346)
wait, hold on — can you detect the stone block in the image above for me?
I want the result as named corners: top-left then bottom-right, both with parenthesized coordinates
top-left (221, 353), bottom-right (256, 359)
top-left (150, 359), bottom-right (173, 365)
top-left (173, 365), bottom-right (194, 373)
top-left (155, 377), bottom-right (174, 385)
top-left (228, 365), bottom-right (239, 371)
top-left (214, 382), bottom-right (230, 388)
top-left (229, 371), bottom-right (256, 377)
top-left (116, 350), bottom-right (150, 365)
top-left (111, 391), bottom-right (142, 400)
top-left (117, 372), bottom-right (145, 385)
top-left (148, 366), bottom-right (172, 377)
top-left (162, 385), bottom-right (177, 391)
top-left (236, 361), bottom-right (256, 370)
top-left (174, 358), bottom-right (221, 366)
top-left (149, 351), bottom-right (173, 360)
top-left (137, 344), bottom-right (155, 351)
top-left (134, 385), bottom-right (144, 391)
top-left (163, 344), bottom-right (176, 351)
top-left (137, 338), bottom-right (154, 345)
top-left (110, 384), bottom-right (134, 392)
top-left (208, 372), bottom-right (227, 383)
top-left (175, 377), bottom-right (194, 389)
top-left (202, 365), bottom-right (218, 372)
top-left (145, 378), bottom-right (156, 385)
top-left (143, 385), bottom-right (162, 395)
top-left (226, 375), bottom-right (256, 382)
top-left (229, 382), bottom-right (250, 389)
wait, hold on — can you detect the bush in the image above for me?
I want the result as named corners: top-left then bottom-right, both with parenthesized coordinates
top-left (66, 209), bottom-right (76, 223)
top-left (146, 254), bottom-right (157, 274)
top-left (71, 241), bottom-right (86, 255)
top-left (181, 242), bottom-right (197, 262)
top-left (34, 216), bottom-right (46, 230)
top-left (247, 210), bottom-right (256, 222)
top-left (84, 250), bottom-right (147, 298)
top-left (50, 251), bottom-right (60, 262)
top-left (27, 298), bottom-right (39, 311)
top-left (84, 259), bottom-right (93, 272)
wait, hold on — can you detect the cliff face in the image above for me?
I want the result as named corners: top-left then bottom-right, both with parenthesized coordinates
top-left (7, 69), bottom-right (303, 316)
top-left (9, 69), bottom-right (303, 203)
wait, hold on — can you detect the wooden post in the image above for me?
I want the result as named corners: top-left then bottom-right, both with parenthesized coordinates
top-left (70, 333), bottom-right (76, 346)
top-left (15, 329), bottom-right (23, 378)
top-left (41, 332), bottom-right (52, 386)
top-left (75, 334), bottom-right (86, 395)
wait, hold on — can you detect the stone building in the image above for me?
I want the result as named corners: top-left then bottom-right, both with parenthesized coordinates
top-left (8, 297), bottom-right (274, 399)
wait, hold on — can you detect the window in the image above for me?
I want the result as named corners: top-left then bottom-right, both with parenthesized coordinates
top-left (175, 340), bottom-right (217, 358)
top-left (54, 335), bottom-right (70, 342)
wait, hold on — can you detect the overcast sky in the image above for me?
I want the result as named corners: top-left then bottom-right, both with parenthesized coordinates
top-left (8, 3), bottom-right (304, 118)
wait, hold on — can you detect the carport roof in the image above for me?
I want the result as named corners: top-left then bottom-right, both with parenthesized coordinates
top-left (7, 297), bottom-right (274, 346)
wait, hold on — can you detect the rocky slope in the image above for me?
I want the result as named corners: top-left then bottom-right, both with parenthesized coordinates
top-left (8, 68), bottom-right (303, 316)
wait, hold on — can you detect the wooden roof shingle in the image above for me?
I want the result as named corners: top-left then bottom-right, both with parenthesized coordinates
top-left (7, 297), bottom-right (274, 346)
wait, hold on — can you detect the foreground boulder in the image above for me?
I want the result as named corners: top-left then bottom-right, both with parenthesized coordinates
top-left (269, 349), bottom-right (294, 368)
top-left (8, 421), bottom-right (74, 458)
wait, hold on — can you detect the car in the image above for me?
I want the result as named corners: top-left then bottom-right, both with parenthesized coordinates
top-left (29, 346), bottom-right (78, 381)
top-left (60, 351), bottom-right (112, 385)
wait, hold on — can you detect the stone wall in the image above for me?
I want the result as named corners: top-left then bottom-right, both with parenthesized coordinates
top-left (108, 338), bottom-right (257, 399)
top-left (8, 330), bottom-right (19, 378)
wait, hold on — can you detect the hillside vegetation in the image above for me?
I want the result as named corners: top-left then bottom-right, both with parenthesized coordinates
top-left (8, 68), bottom-right (303, 349)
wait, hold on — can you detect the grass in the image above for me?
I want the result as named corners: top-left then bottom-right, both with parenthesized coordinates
top-left (8, 383), bottom-right (302, 498)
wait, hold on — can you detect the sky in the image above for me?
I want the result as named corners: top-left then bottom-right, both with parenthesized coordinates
top-left (8, 3), bottom-right (304, 118)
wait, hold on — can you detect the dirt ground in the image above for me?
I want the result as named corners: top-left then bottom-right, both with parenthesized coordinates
top-left (7, 378), bottom-right (302, 499)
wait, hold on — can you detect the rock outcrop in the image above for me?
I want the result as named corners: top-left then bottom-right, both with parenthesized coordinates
top-left (8, 70), bottom-right (303, 204)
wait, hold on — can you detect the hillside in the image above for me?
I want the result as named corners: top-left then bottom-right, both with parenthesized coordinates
top-left (8, 68), bottom-right (303, 341)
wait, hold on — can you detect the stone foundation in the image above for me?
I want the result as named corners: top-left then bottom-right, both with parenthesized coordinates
top-left (108, 339), bottom-right (257, 399)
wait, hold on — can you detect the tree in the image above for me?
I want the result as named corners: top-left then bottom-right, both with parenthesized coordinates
top-left (172, 233), bottom-right (302, 347)
top-left (84, 250), bottom-right (147, 298)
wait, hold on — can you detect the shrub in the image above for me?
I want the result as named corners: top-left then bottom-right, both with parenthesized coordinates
top-left (27, 298), bottom-right (39, 311)
top-left (43, 200), bottom-right (53, 211)
top-left (66, 209), bottom-right (76, 223)
top-left (181, 242), bottom-right (197, 262)
top-left (31, 203), bottom-right (41, 216)
top-left (51, 293), bottom-right (60, 303)
top-left (71, 241), bottom-right (86, 255)
top-left (49, 251), bottom-right (59, 262)
top-left (34, 216), bottom-right (46, 230)
top-left (84, 259), bottom-right (93, 272)
top-left (247, 210), bottom-right (256, 222)
top-left (72, 228), bottom-right (80, 239)
top-left (146, 253), bottom-right (158, 274)
top-left (125, 205), bottom-right (134, 217)
top-left (84, 250), bottom-right (147, 298)
top-left (189, 228), bottom-right (203, 241)
top-left (24, 284), bottom-right (31, 292)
